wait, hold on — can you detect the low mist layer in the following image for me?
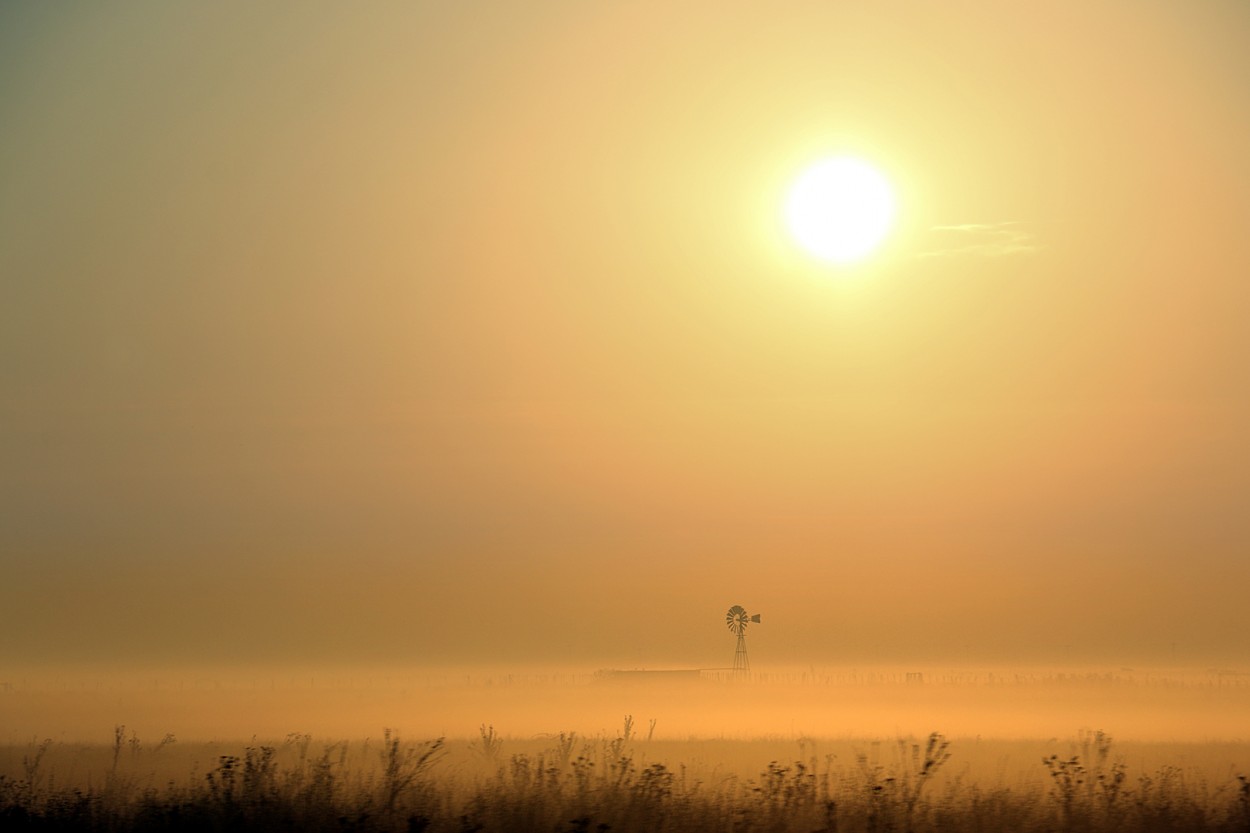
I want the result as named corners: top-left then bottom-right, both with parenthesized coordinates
top-left (3, 663), bottom-right (1246, 744)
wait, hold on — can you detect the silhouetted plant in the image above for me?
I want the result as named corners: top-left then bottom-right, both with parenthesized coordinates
top-left (380, 728), bottom-right (445, 821)
top-left (206, 754), bottom-right (240, 806)
top-left (111, 725), bottom-right (126, 778)
top-left (900, 732), bottom-right (951, 832)
top-left (472, 725), bottom-right (502, 762)
top-left (1043, 753), bottom-right (1085, 827)
top-left (551, 731), bottom-right (578, 766)
top-left (242, 745), bottom-right (278, 806)
top-left (1236, 774), bottom-right (1250, 830)
top-left (21, 739), bottom-right (52, 793)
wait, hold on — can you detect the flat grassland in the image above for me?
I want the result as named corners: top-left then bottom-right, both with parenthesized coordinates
top-left (3, 667), bottom-right (1248, 831)
top-left (3, 729), bottom-right (1250, 831)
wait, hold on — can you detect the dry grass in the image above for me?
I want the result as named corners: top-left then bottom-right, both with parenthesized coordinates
top-left (2, 725), bottom-right (1250, 831)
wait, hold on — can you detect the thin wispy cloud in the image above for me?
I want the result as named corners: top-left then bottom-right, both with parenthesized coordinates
top-left (916, 222), bottom-right (1038, 258)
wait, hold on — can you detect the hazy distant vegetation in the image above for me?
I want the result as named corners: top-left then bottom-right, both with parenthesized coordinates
top-left (3, 724), bottom-right (1249, 832)
top-left (6, 665), bottom-right (1247, 745)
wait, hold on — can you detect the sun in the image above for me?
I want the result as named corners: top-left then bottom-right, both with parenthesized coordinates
top-left (784, 157), bottom-right (897, 264)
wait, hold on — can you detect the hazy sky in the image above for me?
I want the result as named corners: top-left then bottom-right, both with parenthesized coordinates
top-left (3, 1), bottom-right (1249, 669)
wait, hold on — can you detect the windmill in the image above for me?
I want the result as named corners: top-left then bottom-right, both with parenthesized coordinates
top-left (726, 605), bottom-right (761, 679)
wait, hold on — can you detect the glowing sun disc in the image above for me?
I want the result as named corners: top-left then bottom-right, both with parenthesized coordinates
top-left (785, 157), bottom-right (897, 264)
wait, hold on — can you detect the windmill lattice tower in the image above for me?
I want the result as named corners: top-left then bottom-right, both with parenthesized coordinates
top-left (726, 605), bottom-right (761, 680)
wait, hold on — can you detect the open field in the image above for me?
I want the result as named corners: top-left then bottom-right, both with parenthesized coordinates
top-left (3, 665), bottom-right (1249, 830)
top-left (3, 728), bottom-right (1250, 831)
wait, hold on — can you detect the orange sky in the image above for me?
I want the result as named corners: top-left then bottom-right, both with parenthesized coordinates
top-left (2, 1), bottom-right (1249, 669)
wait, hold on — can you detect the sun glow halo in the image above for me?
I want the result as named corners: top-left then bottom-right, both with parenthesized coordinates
top-left (785, 157), bottom-right (897, 264)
